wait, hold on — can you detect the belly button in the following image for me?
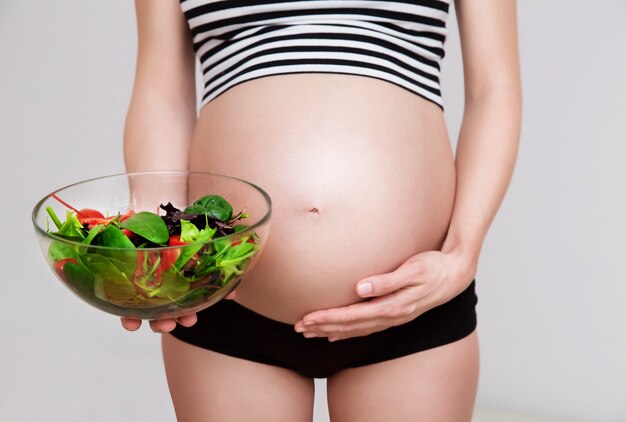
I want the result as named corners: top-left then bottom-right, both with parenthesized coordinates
top-left (308, 207), bottom-right (320, 214)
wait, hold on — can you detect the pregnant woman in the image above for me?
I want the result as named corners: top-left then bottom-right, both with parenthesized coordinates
top-left (122, 1), bottom-right (521, 420)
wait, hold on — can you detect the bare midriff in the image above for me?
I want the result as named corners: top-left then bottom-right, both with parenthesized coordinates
top-left (188, 73), bottom-right (456, 324)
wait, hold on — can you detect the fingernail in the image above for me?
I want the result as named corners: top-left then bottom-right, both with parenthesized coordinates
top-left (294, 323), bottom-right (304, 333)
top-left (304, 320), bottom-right (316, 326)
top-left (304, 332), bottom-right (319, 338)
top-left (357, 281), bottom-right (373, 296)
top-left (328, 337), bottom-right (338, 342)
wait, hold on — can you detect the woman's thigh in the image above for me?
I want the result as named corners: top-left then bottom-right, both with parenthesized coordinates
top-left (327, 330), bottom-right (479, 422)
top-left (161, 333), bottom-right (315, 422)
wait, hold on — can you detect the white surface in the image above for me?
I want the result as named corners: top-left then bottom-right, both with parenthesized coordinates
top-left (1, 1), bottom-right (625, 421)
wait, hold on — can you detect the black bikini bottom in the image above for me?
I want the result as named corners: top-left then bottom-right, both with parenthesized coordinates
top-left (170, 279), bottom-right (478, 379)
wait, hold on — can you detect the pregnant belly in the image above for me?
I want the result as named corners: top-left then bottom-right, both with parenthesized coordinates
top-left (189, 74), bottom-right (456, 323)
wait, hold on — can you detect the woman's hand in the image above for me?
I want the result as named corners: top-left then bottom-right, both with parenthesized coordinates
top-left (120, 290), bottom-right (237, 333)
top-left (121, 314), bottom-right (198, 333)
top-left (294, 250), bottom-right (477, 342)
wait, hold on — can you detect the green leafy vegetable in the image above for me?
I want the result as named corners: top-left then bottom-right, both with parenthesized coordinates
top-left (194, 237), bottom-right (257, 282)
top-left (218, 242), bottom-right (257, 284)
top-left (86, 225), bottom-right (137, 277)
top-left (55, 211), bottom-right (85, 240)
top-left (120, 212), bottom-right (169, 244)
top-left (174, 221), bottom-right (217, 271)
top-left (46, 206), bottom-right (63, 230)
top-left (64, 261), bottom-right (95, 296)
top-left (234, 224), bottom-right (249, 233)
top-left (82, 224), bottom-right (104, 245)
top-left (94, 225), bottom-right (135, 249)
top-left (45, 193), bottom-right (261, 315)
top-left (85, 254), bottom-right (136, 303)
top-left (184, 195), bottom-right (233, 222)
top-left (48, 241), bottom-right (78, 262)
top-left (147, 271), bottom-right (189, 299)
top-left (180, 219), bottom-right (200, 243)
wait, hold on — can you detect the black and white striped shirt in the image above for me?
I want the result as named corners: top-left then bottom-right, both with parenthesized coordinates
top-left (180, 0), bottom-right (451, 109)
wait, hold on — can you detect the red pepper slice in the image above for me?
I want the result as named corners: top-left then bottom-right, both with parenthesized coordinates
top-left (134, 251), bottom-right (146, 278)
top-left (77, 210), bottom-right (106, 225)
top-left (78, 208), bottom-right (105, 219)
top-left (119, 210), bottom-right (136, 222)
top-left (232, 237), bottom-right (255, 246)
top-left (160, 249), bottom-right (181, 271)
top-left (168, 234), bottom-right (190, 247)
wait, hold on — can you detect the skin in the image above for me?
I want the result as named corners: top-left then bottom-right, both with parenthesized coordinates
top-left (122, 0), bottom-right (521, 420)
top-left (293, 0), bottom-right (522, 341)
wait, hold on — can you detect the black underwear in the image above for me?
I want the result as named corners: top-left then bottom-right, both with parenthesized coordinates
top-left (170, 279), bottom-right (478, 379)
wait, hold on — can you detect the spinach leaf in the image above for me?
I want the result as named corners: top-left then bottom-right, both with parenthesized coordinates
top-left (120, 212), bottom-right (169, 244)
top-left (183, 204), bottom-right (207, 215)
top-left (64, 261), bottom-right (95, 296)
top-left (91, 225), bottom-right (136, 275)
top-left (184, 195), bottom-right (233, 222)
top-left (48, 241), bottom-right (78, 261)
top-left (82, 224), bottom-right (104, 245)
top-left (95, 225), bottom-right (135, 249)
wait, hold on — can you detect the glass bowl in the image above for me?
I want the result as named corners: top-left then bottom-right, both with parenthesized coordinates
top-left (32, 171), bottom-right (272, 320)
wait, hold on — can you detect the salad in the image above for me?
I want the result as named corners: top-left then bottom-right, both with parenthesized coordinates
top-left (45, 194), bottom-right (259, 312)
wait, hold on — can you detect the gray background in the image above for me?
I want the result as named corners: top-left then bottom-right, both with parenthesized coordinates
top-left (1, 1), bottom-right (625, 421)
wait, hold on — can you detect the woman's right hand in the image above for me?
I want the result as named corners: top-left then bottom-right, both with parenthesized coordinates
top-left (120, 290), bottom-right (237, 332)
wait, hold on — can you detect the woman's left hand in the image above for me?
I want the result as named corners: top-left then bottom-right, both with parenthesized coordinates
top-left (294, 249), bottom-right (477, 342)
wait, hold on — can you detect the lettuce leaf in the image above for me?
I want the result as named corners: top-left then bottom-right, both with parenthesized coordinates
top-left (54, 211), bottom-right (85, 240)
top-left (174, 221), bottom-right (217, 271)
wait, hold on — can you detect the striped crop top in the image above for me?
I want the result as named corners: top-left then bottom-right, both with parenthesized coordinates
top-left (180, 0), bottom-right (451, 109)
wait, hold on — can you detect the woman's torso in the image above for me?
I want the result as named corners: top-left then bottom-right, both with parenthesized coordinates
top-left (183, 0), bottom-right (455, 323)
top-left (189, 74), bottom-right (455, 323)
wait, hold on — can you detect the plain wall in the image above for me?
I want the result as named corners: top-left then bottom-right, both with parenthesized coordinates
top-left (1, 1), bottom-right (625, 421)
